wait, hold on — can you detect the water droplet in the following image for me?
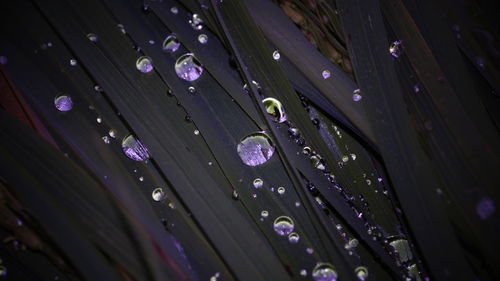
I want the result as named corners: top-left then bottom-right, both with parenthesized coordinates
top-left (198, 34), bottom-right (208, 44)
top-left (175, 53), bottom-right (203, 81)
top-left (117, 24), bottom-right (126, 34)
top-left (350, 153), bottom-right (357, 160)
top-left (162, 34), bottom-right (181, 53)
top-left (344, 238), bottom-right (358, 250)
top-left (322, 70), bottom-right (331, 79)
top-left (237, 132), bottom-right (275, 166)
top-left (96, 116), bottom-right (102, 123)
top-left (102, 136), bottom-right (110, 144)
top-left (121, 134), bottom-right (150, 162)
top-left (341, 155), bottom-right (349, 162)
top-left (312, 263), bottom-right (338, 281)
top-left (475, 57), bottom-right (486, 69)
top-left (253, 178), bottom-right (264, 189)
top-left (389, 40), bottom-right (403, 58)
top-left (170, 7), bottom-right (178, 14)
top-left (272, 50), bottom-right (281, 60)
top-left (243, 80), bottom-right (261, 94)
top-left (94, 85), bottom-right (103, 92)
top-left (355, 266), bottom-right (368, 281)
top-left (109, 129), bottom-right (117, 138)
top-left (70, 59), bottom-right (78, 66)
top-left (136, 56), bottom-right (153, 73)
top-left (306, 247), bottom-right (314, 254)
top-left (262, 97), bottom-right (287, 123)
top-left (0, 56), bottom-right (8, 65)
top-left (388, 238), bottom-right (412, 263)
top-left (300, 269), bottom-right (307, 277)
top-left (273, 216), bottom-right (294, 236)
top-left (252, 193), bottom-right (257, 198)
top-left (261, 210), bottom-right (269, 218)
top-left (188, 86), bottom-right (196, 93)
top-left (189, 14), bottom-right (203, 30)
top-left (295, 201), bottom-right (301, 207)
top-left (352, 89), bottom-right (362, 102)
top-left (310, 155), bottom-right (325, 170)
top-left (302, 146), bottom-right (312, 155)
top-left (54, 95), bottom-right (73, 111)
top-left (0, 265), bottom-right (7, 276)
top-left (87, 33), bottom-right (98, 42)
top-left (194, 129), bottom-right (200, 135)
top-left (476, 197), bottom-right (495, 220)
top-left (232, 190), bottom-right (239, 199)
top-left (277, 186), bottom-right (286, 195)
top-left (413, 85), bottom-right (420, 93)
top-left (139, 176), bottom-right (144, 182)
top-left (152, 188), bottom-right (166, 201)
top-left (288, 232), bottom-right (300, 243)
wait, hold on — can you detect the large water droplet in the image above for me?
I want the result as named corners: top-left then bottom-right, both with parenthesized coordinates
top-left (162, 35), bottom-right (181, 53)
top-left (273, 216), bottom-right (294, 236)
top-left (54, 95), bottom-right (73, 111)
top-left (262, 97), bottom-right (287, 123)
top-left (389, 41), bottom-right (403, 58)
top-left (175, 53), bottom-right (203, 81)
top-left (189, 14), bottom-right (203, 30)
top-left (388, 238), bottom-right (412, 263)
top-left (253, 178), bottom-right (263, 189)
top-left (136, 56), bottom-right (153, 73)
top-left (121, 134), bottom-right (150, 162)
top-left (312, 263), bottom-right (338, 281)
top-left (237, 132), bottom-right (275, 166)
top-left (152, 188), bottom-right (166, 201)
top-left (354, 266), bottom-right (368, 281)
top-left (288, 232), bottom-right (300, 243)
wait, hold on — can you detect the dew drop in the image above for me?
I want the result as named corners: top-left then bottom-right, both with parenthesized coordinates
top-left (170, 7), bottom-right (178, 14)
top-left (96, 116), bottom-right (102, 123)
top-left (198, 34), bottom-right (208, 44)
top-left (70, 59), bottom-right (78, 66)
top-left (388, 238), bottom-right (412, 263)
top-left (273, 216), bottom-right (294, 236)
top-left (311, 155), bottom-right (325, 170)
top-left (312, 263), bottom-right (338, 281)
top-left (355, 266), bottom-right (368, 281)
top-left (109, 129), bottom-right (117, 138)
top-left (237, 132), bottom-right (275, 166)
top-left (350, 153), bottom-right (357, 160)
top-left (162, 34), bottom-right (181, 53)
top-left (175, 53), bottom-right (203, 81)
top-left (277, 186), bottom-right (286, 195)
top-left (136, 56), bottom-right (153, 73)
top-left (300, 269), bottom-right (307, 277)
top-left (341, 155), bottom-right (349, 162)
top-left (121, 134), bottom-right (150, 162)
top-left (322, 70), bottom-right (331, 79)
top-left (117, 24), bottom-right (126, 34)
top-left (54, 95), bottom-right (73, 111)
top-left (152, 188), bottom-right (166, 201)
top-left (253, 178), bottom-right (264, 189)
top-left (352, 89), bottom-right (362, 102)
top-left (243, 80), bottom-right (261, 94)
top-left (194, 129), bottom-right (200, 135)
top-left (189, 14), bottom-right (203, 30)
top-left (262, 97), bottom-right (287, 123)
top-left (188, 86), bottom-right (196, 94)
top-left (306, 247), bottom-right (314, 254)
top-left (344, 238), bottom-right (358, 250)
top-left (389, 40), bottom-right (403, 58)
top-left (272, 50), bottom-right (281, 60)
top-left (288, 232), bottom-right (300, 243)
top-left (261, 210), bottom-right (269, 218)
top-left (102, 136), bottom-right (110, 144)
top-left (87, 33), bottom-right (98, 42)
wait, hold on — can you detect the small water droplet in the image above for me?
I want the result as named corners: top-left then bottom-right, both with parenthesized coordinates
top-left (312, 263), bottom-right (338, 281)
top-left (237, 132), bottom-right (275, 166)
top-left (342, 155), bottom-right (349, 162)
top-left (198, 34), bottom-right (208, 44)
top-left (54, 95), bottom-right (73, 111)
top-left (390, 40), bottom-right (403, 58)
top-left (139, 176), bottom-right (144, 182)
top-left (273, 216), bottom-right (294, 236)
top-left (388, 238), bottom-right (412, 263)
top-left (109, 129), bottom-right (117, 138)
top-left (355, 266), bottom-right (368, 281)
top-left (188, 86), bottom-right (196, 93)
top-left (272, 50), bottom-right (281, 60)
top-left (232, 190), bottom-right (239, 199)
top-left (152, 188), bottom-right (166, 201)
top-left (243, 80), bottom-right (261, 94)
top-left (175, 53), bottom-right (203, 81)
top-left (117, 24), bottom-right (126, 34)
top-left (350, 153), bottom-right (357, 160)
top-left (261, 210), bottom-right (269, 218)
top-left (413, 85), bottom-right (420, 93)
top-left (262, 97), bottom-right (287, 123)
top-left (352, 89), bottom-right (362, 102)
top-left (96, 116), bottom-right (102, 123)
top-left (136, 56), bottom-right (153, 73)
top-left (302, 146), bottom-right (312, 155)
top-left (70, 59), bottom-right (78, 66)
top-left (102, 136), bottom-right (110, 144)
top-left (94, 85), bottom-right (103, 92)
top-left (344, 238), bottom-right (358, 250)
top-left (277, 186), bottom-right (286, 195)
top-left (295, 201), bottom-right (301, 207)
top-left (300, 269), bottom-right (307, 277)
top-left (194, 129), bottom-right (200, 135)
top-left (170, 7), bottom-right (179, 14)
top-left (253, 178), bottom-right (264, 189)
top-left (252, 193), bottom-right (257, 198)
top-left (288, 232), bottom-right (300, 243)
top-left (87, 33), bottom-right (98, 42)
top-left (310, 155), bottom-right (325, 170)
top-left (322, 70), bottom-right (331, 79)
top-left (189, 14), bottom-right (203, 30)
top-left (306, 247), bottom-right (314, 254)
top-left (162, 34), bottom-right (181, 53)
top-left (122, 134), bottom-right (150, 162)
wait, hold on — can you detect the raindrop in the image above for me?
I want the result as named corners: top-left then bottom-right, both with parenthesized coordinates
top-left (109, 129), bottom-right (117, 138)
top-left (262, 97), bottom-right (287, 123)
top-left (194, 129), bottom-right (200, 135)
top-left (175, 53), bottom-right (203, 81)
top-left (261, 210), bottom-right (269, 218)
top-left (344, 238), bottom-right (359, 250)
top-left (121, 134), bottom-right (150, 162)
top-left (312, 263), bottom-right (338, 281)
top-left (350, 153), bottom-right (357, 160)
top-left (70, 59), bottom-right (78, 66)
top-left (388, 238), bottom-right (413, 263)
top-left (188, 86), bottom-right (196, 94)
top-left (189, 14), bottom-right (203, 30)
top-left (322, 70), bottom-right (331, 79)
top-left (355, 266), bottom-right (368, 281)
top-left (117, 24), bottom-right (126, 34)
top-left (302, 146), bottom-right (312, 155)
top-left (198, 34), bottom-right (208, 44)
top-left (273, 216), bottom-right (294, 236)
top-left (277, 186), bottom-right (286, 195)
top-left (102, 136), bottom-right (110, 144)
top-left (288, 232), bottom-right (300, 243)
top-left (152, 188), bottom-right (166, 201)
top-left (295, 201), bottom-right (301, 207)
top-left (342, 155), bottom-right (349, 162)
top-left (352, 89), bottom-right (362, 102)
top-left (162, 35), bottom-right (181, 53)
top-left (96, 116), bottom-right (102, 123)
top-left (306, 248), bottom-right (314, 254)
top-left (87, 33), bottom-right (98, 42)
top-left (139, 176), bottom-right (144, 182)
top-left (54, 95), bottom-right (73, 112)
top-left (232, 190), bottom-right (239, 200)
top-left (170, 7), bottom-right (179, 14)
top-left (272, 50), bottom-right (281, 60)
top-left (300, 269), bottom-right (307, 277)
top-left (136, 56), bottom-right (153, 73)
top-left (253, 178), bottom-right (264, 189)
top-left (311, 155), bottom-right (325, 170)
top-left (389, 40), bottom-right (403, 58)
top-left (94, 85), bottom-right (103, 92)
top-left (237, 132), bottom-right (275, 166)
